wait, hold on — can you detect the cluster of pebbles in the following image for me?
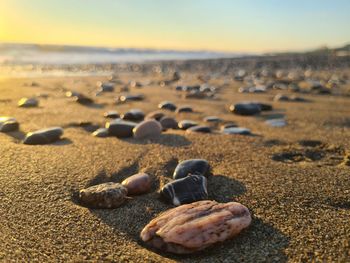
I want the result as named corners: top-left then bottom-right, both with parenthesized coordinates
top-left (3, 67), bottom-right (347, 257)
top-left (78, 158), bottom-right (251, 254)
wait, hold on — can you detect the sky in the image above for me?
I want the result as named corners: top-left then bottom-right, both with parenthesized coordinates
top-left (0, 0), bottom-right (349, 53)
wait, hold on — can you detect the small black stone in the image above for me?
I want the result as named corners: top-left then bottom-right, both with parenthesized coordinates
top-left (98, 82), bottom-right (115, 92)
top-left (176, 106), bottom-right (193, 113)
top-left (186, 125), bottom-right (211, 133)
top-left (121, 109), bottom-right (145, 122)
top-left (160, 174), bottom-right (208, 206)
top-left (74, 94), bottom-right (94, 105)
top-left (0, 117), bottom-right (19, 132)
top-left (178, 120), bottom-right (198, 130)
top-left (158, 101), bottom-right (177, 111)
top-left (229, 102), bottom-right (261, 116)
top-left (118, 94), bottom-right (144, 102)
top-left (104, 111), bottom-right (120, 119)
top-left (204, 116), bottom-right (222, 123)
top-left (173, 159), bottom-right (211, 180)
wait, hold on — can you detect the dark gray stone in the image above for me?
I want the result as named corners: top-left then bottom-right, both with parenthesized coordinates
top-left (160, 174), bottom-right (208, 206)
top-left (173, 159), bottom-right (211, 180)
top-left (106, 120), bottom-right (137, 138)
top-left (229, 102), bottom-right (261, 116)
top-left (23, 127), bottom-right (64, 145)
top-left (158, 101), bottom-right (177, 111)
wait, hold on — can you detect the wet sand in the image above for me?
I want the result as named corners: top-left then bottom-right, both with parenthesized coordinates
top-left (0, 71), bottom-right (349, 262)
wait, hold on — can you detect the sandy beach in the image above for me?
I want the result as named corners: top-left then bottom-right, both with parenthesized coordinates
top-left (0, 64), bottom-right (349, 262)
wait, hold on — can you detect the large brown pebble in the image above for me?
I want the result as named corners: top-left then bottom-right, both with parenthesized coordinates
top-left (79, 182), bottom-right (128, 209)
top-left (140, 200), bottom-right (251, 254)
top-left (133, 120), bottom-right (162, 139)
top-left (121, 173), bottom-right (151, 195)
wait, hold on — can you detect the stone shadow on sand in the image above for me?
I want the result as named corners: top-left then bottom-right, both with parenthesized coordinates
top-left (64, 122), bottom-right (101, 133)
top-left (4, 130), bottom-right (26, 141)
top-left (121, 133), bottom-right (191, 147)
top-left (207, 174), bottom-right (247, 202)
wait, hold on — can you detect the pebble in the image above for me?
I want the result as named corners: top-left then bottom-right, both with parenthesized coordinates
top-left (160, 174), bottom-right (208, 206)
top-left (140, 200), bottom-right (252, 254)
top-left (173, 159), bottom-right (211, 179)
top-left (186, 125), bottom-right (211, 134)
top-left (79, 182), bottom-right (128, 209)
top-left (204, 116), bottom-right (222, 123)
top-left (145, 111), bottom-right (165, 121)
top-left (121, 173), bottom-right (151, 195)
top-left (158, 101), bottom-right (177, 111)
top-left (159, 117), bottom-right (178, 129)
top-left (221, 122), bottom-right (238, 129)
top-left (133, 120), bottom-right (162, 139)
top-left (229, 102), bottom-right (261, 116)
top-left (176, 106), bottom-right (193, 113)
top-left (121, 109), bottom-right (145, 122)
top-left (178, 120), bottom-right (198, 130)
top-left (18, 97), bottom-right (39, 107)
top-left (222, 127), bottom-right (251, 135)
top-left (23, 127), bottom-right (64, 145)
top-left (273, 94), bottom-right (290, 102)
top-left (104, 111), bottom-right (120, 119)
top-left (92, 128), bottom-right (109, 137)
top-left (106, 120), bottom-right (137, 138)
top-left (0, 117), bottom-right (19, 132)
top-left (239, 86), bottom-right (266, 93)
top-left (97, 82), bottom-right (114, 92)
top-left (118, 94), bottom-right (144, 103)
top-left (265, 118), bottom-right (287, 127)
top-left (74, 94), bottom-right (94, 105)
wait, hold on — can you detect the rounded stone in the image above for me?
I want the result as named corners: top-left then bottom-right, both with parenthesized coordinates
top-left (97, 82), bottom-right (114, 92)
top-left (273, 94), bottom-right (290, 102)
top-left (229, 102), bottom-right (261, 116)
top-left (160, 174), bottom-right (208, 206)
top-left (176, 106), bottom-right (193, 113)
top-left (222, 127), bottom-right (251, 135)
top-left (92, 128), bottom-right (109, 137)
top-left (0, 117), bottom-right (19, 132)
top-left (121, 109), bottom-right (145, 122)
top-left (178, 120), bottom-right (198, 130)
top-left (160, 117), bottom-right (178, 129)
top-left (133, 120), bottom-right (162, 139)
top-left (140, 200), bottom-right (252, 254)
top-left (121, 173), bottom-right (151, 195)
top-left (73, 94), bottom-right (94, 105)
top-left (18, 97), bottom-right (39, 108)
top-left (265, 119), bottom-right (287, 127)
top-left (145, 111), bottom-right (165, 121)
top-left (221, 123), bottom-right (238, 129)
top-left (79, 182), bottom-right (128, 209)
top-left (203, 116), bottom-right (222, 123)
top-left (173, 159), bottom-right (211, 180)
top-left (118, 94), bottom-right (144, 103)
top-left (186, 125), bottom-right (211, 134)
top-left (104, 111), bottom-right (120, 119)
top-left (158, 101), bottom-right (177, 111)
top-left (23, 127), bottom-right (64, 145)
top-left (106, 120), bottom-right (136, 138)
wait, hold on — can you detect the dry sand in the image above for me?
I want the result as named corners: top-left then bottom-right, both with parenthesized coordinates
top-left (0, 73), bottom-right (349, 262)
